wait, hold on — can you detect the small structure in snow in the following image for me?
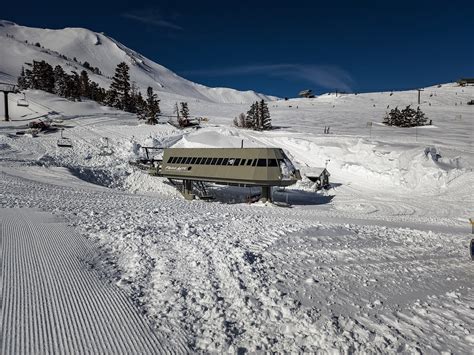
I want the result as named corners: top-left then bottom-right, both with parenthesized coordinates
top-left (306, 168), bottom-right (331, 190)
top-left (298, 89), bottom-right (315, 98)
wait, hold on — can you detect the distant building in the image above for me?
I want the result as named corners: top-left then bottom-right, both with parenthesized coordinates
top-left (457, 78), bottom-right (474, 86)
top-left (298, 89), bottom-right (316, 98)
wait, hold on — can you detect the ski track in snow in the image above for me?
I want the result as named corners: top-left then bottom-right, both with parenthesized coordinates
top-left (0, 207), bottom-right (189, 354)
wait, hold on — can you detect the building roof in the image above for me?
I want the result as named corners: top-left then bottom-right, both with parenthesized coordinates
top-left (305, 167), bottom-right (330, 177)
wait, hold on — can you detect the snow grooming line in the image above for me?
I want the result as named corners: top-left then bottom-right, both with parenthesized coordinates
top-left (0, 208), bottom-right (188, 353)
top-left (151, 147), bottom-right (301, 202)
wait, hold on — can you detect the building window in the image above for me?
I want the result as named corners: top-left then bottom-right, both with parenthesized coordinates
top-left (176, 157), bottom-right (184, 164)
top-left (185, 157), bottom-right (192, 164)
top-left (240, 159), bottom-right (246, 165)
top-left (222, 158), bottom-right (229, 165)
top-left (190, 157), bottom-right (197, 164)
top-left (268, 159), bottom-right (278, 167)
top-left (211, 158), bottom-right (218, 165)
top-left (234, 158), bottom-right (241, 166)
top-left (196, 157), bottom-right (202, 164)
top-left (246, 159), bottom-right (253, 166)
top-left (205, 157), bottom-right (212, 165)
top-left (252, 159), bottom-right (258, 166)
top-left (167, 157), bottom-right (173, 163)
top-left (217, 158), bottom-right (223, 165)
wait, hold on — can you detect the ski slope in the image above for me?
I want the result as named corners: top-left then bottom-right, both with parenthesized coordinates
top-left (0, 20), bottom-right (473, 354)
top-left (0, 20), bottom-right (276, 104)
top-left (0, 208), bottom-right (189, 353)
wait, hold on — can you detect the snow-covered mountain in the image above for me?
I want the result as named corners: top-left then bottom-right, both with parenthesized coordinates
top-left (0, 20), bottom-right (277, 104)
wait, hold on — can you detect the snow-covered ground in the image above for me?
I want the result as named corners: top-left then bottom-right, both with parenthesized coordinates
top-left (1, 21), bottom-right (473, 354)
top-left (1, 81), bottom-right (473, 353)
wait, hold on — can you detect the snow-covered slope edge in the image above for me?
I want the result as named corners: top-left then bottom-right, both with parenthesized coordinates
top-left (0, 20), bottom-right (277, 104)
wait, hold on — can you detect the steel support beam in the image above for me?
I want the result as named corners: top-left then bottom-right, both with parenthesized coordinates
top-left (3, 92), bottom-right (9, 121)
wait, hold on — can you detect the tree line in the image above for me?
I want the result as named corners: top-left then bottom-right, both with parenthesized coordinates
top-left (17, 60), bottom-right (161, 125)
top-left (234, 100), bottom-right (272, 130)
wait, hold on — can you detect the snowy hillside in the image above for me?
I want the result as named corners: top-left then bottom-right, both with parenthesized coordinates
top-left (0, 20), bottom-right (473, 353)
top-left (0, 20), bottom-right (276, 104)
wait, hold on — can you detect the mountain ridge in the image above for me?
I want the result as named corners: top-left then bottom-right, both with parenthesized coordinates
top-left (0, 20), bottom-right (278, 104)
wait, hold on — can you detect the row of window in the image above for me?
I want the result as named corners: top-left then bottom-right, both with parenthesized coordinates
top-left (166, 156), bottom-right (280, 167)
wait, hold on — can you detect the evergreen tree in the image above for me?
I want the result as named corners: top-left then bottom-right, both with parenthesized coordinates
top-left (144, 87), bottom-right (161, 125)
top-left (174, 102), bottom-right (185, 127)
top-left (105, 89), bottom-right (119, 108)
top-left (17, 66), bottom-right (29, 90)
top-left (383, 105), bottom-right (427, 127)
top-left (259, 100), bottom-right (271, 130)
top-left (53, 65), bottom-right (68, 97)
top-left (68, 71), bottom-right (82, 101)
top-left (109, 62), bottom-right (131, 111)
top-left (400, 106), bottom-right (417, 127)
top-left (89, 81), bottom-right (106, 103)
top-left (135, 92), bottom-right (147, 120)
top-left (79, 70), bottom-right (91, 98)
top-left (30, 60), bottom-right (54, 93)
top-left (246, 102), bottom-right (258, 128)
top-left (414, 106), bottom-right (428, 126)
top-left (179, 102), bottom-right (190, 120)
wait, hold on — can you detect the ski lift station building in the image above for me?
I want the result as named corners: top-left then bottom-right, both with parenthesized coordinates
top-left (153, 147), bottom-right (301, 201)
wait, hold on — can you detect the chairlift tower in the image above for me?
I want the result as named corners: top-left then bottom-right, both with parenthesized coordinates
top-left (0, 82), bottom-right (19, 121)
top-left (417, 89), bottom-right (424, 105)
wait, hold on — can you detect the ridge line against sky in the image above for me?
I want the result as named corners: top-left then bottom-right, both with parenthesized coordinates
top-left (3, 0), bottom-right (473, 97)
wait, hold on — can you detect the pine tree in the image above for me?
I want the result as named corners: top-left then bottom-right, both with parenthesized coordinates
top-left (135, 92), bottom-right (147, 120)
top-left (259, 100), bottom-right (271, 130)
top-left (246, 102), bottom-right (258, 128)
top-left (180, 102), bottom-right (189, 120)
top-left (400, 106), bottom-right (416, 127)
top-left (53, 65), bottom-right (68, 97)
top-left (17, 66), bottom-right (29, 90)
top-left (79, 70), bottom-right (91, 98)
top-left (145, 87), bottom-right (161, 125)
top-left (109, 62), bottom-right (131, 111)
top-left (174, 102), bottom-right (180, 120)
top-left (414, 106), bottom-right (428, 126)
top-left (30, 60), bottom-right (54, 93)
top-left (68, 71), bottom-right (82, 101)
top-left (105, 89), bottom-right (119, 108)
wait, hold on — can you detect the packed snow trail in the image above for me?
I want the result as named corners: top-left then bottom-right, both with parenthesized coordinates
top-left (0, 208), bottom-right (189, 354)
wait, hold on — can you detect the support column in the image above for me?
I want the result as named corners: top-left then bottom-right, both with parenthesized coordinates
top-left (182, 180), bottom-right (195, 200)
top-left (260, 186), bottom-right (272, 203)
top-left (4, 92), bottom-right (9, 121)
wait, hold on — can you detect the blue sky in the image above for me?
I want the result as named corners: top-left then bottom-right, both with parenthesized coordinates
top-left (4, 0), bottom-right (473, 97)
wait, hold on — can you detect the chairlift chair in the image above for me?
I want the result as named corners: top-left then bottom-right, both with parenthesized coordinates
top-left (57, 129), bottom-right (72, 148)
top-left (17, 93), bottom-right (29, 107)
top-left (98, 137), bottom-right (113, 156)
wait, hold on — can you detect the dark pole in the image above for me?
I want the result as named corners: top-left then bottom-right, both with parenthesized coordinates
top-left (417, 89), bottom-right (423, 105)
top-left (4, 92), bottom-right (9, 121)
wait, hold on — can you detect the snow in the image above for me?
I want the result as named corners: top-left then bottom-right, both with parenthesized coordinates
top-left (1, 21), bottom-right (473, 353)
top-left (0, 20), bottom-right (276, 104)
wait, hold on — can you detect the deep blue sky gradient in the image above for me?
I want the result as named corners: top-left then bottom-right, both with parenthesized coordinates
top-left (4, 0), bottom-right (473, 97)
